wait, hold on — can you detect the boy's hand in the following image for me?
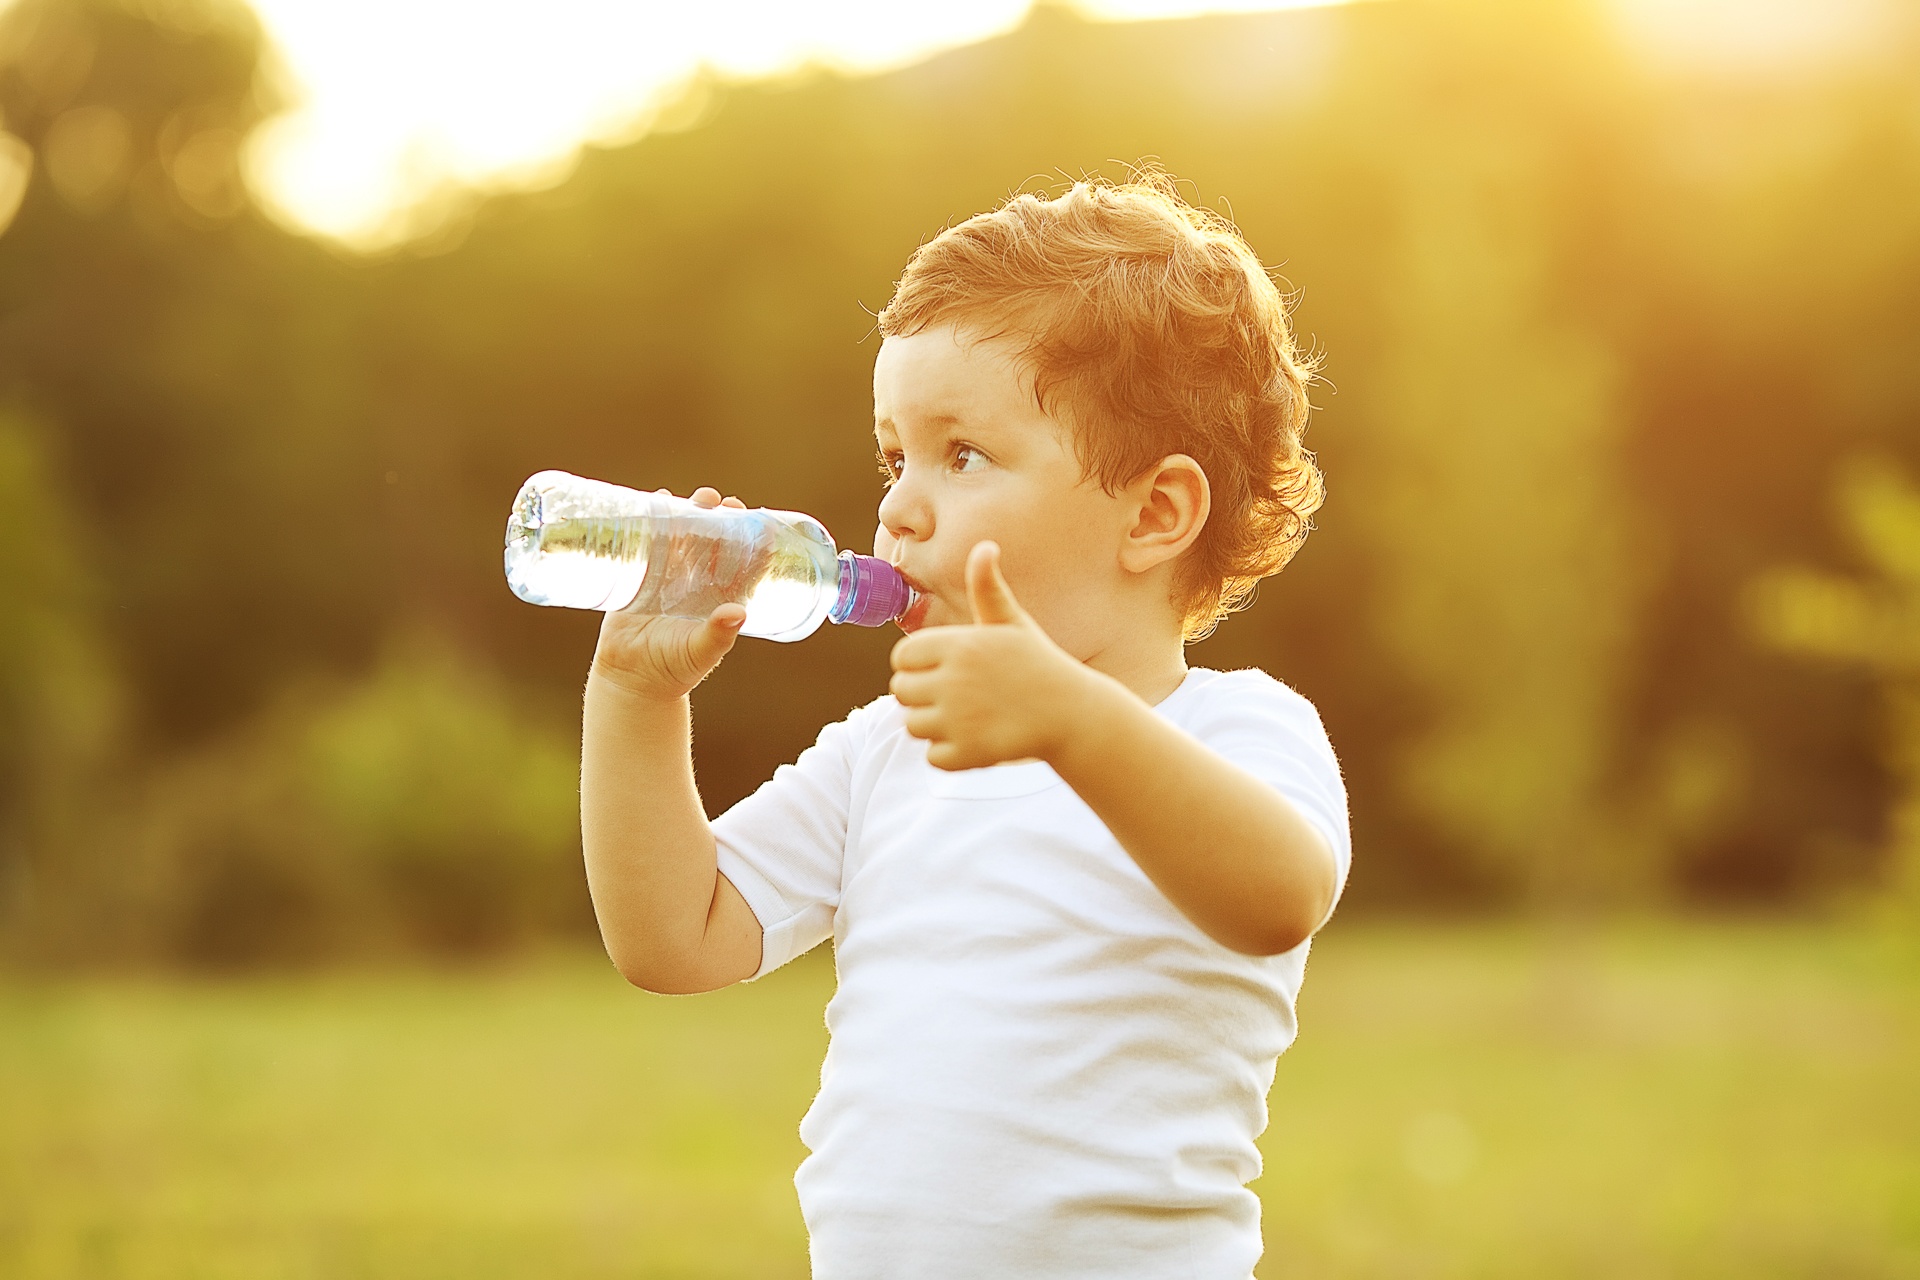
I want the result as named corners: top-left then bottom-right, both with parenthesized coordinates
top-left (889, 542), bottom-right (1097, 771)
top-left (591, 487), bottom-right (748, 701)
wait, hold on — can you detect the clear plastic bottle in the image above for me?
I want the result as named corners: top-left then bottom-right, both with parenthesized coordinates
top-left (504, 470), bottom-right (915, 642)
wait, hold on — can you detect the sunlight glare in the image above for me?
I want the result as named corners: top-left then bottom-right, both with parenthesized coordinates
top-left (240, 0), bottom-right (1348, 251)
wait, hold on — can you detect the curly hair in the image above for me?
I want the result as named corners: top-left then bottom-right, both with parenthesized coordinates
top-left (876, 170), bottom-right (1323, 640)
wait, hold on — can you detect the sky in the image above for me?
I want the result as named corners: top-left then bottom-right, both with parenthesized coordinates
top-left (240, 0), bottom-right (1351, 251)
top-left (207, 0), bottom-right (1905, 251)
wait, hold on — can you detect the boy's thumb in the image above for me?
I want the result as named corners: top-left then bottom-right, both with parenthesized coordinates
top-left (690, 605), bottom-right (747, 671)
top-left (966, 542), bottom-right (1026, 626)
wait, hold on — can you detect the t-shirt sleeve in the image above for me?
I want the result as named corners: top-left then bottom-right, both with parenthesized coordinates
top-left (711, 705), bottom-right (869, 980)
top-left (1182, 670), bottom-right (1353, 932)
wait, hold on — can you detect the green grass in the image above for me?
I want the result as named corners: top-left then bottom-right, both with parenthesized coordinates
top-left (1, 921), bottom-right (1915, 1278)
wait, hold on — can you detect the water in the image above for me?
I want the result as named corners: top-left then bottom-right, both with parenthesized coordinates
top-left (504, 470), bottom-right (912, 642)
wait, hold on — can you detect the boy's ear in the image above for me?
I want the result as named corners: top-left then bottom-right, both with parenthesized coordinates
top-left (1118, 454), bottom-right (1209, 575)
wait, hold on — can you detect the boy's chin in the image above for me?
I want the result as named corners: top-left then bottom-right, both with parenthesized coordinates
top-left (895, 594), bottom-right (935, 633)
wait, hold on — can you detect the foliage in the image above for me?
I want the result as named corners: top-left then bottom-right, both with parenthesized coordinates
top-left (1751, 457), bottom-right (1920, 918)
top-left (0, 411), bottom-right (122, 941)
top-left (3, 0), bottom-right (1920, 962)
top-left (6, 635), bottom-right (586, 968)
top-left (1345, 70), bottom-right (1647, 903)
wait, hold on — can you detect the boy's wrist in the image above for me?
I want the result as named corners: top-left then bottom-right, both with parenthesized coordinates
top-left (587, 656), bottom-right (691, 706)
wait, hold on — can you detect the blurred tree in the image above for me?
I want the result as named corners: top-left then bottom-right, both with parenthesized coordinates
top-left (0, 410), bottom-right (122, 959)
top-left (1333, 5), bottom-right (1629, 905)
top-left (1309, 1), bottom-right (1750, 905)
top-left (1610, 38), bottom-right (1920, 901)
top-left (4, 0), bottom-right (1919, 965)
top-left (1750, 456), bottom-right (1920, 918)
top-left (123, 635), bottom-right (585, 967)
top-left (0, 0), bottom-right (382, 749)
top-left (1357, 161), bottom-right (1645, 904)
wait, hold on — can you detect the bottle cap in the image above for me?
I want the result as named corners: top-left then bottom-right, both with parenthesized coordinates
top-left (830, 552), bottom-right (915, 627)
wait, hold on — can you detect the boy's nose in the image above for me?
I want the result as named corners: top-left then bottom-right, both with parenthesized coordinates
top-left (877, 476), bottom-right (930, 544)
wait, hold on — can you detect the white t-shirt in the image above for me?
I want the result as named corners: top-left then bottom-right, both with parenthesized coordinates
top-left (712, 666), bottom-right (1350, 1280)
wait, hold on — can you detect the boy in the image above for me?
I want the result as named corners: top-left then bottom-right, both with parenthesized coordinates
top-left (581, 174), bottom-right (1348, 1278)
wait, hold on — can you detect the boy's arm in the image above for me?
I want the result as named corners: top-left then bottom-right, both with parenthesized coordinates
top-left (579, 486), bottom-right (762, 995)
top-left (890, 544), bottom-right (1339, 957)
top-left (1046, 682), bottom-right (1336, 956)
top-left (582, 668), bottom-right (762, 994)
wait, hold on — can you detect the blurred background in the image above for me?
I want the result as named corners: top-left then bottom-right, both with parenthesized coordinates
top-left (0, 0), bottom-right (1915, 1274)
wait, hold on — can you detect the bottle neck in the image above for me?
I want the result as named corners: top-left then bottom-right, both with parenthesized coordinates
top-left (830, 551), bottom-right (914, 627)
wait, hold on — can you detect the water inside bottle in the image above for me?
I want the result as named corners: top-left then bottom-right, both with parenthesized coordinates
top-left (505, 479), bottom-right (652, 611)
top-left (505, 475), bottom-right (839, 638)
top-left (625, 509), bottom-right (834, 638)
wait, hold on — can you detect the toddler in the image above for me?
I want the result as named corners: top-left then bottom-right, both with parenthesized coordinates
top-left (580, 173), bottom-right (1349, 1279)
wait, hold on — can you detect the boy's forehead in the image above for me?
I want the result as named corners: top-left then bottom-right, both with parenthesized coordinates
top-left (873, 327), bottom-right (1040, 433)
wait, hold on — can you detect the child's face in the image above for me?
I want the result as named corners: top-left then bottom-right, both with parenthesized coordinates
top-left (872, 324), bottom-right (1146, 653)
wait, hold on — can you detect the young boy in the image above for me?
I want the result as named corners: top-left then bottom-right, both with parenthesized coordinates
top-left (580, 174), bottom-right (1348, 1279)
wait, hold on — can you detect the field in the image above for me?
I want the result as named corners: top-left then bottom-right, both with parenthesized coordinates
top-left (2, 921), bottom-right (1915, 1278)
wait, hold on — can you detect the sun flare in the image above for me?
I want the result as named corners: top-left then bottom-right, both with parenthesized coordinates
top-left (240, 0), bottom-right (1352, 251)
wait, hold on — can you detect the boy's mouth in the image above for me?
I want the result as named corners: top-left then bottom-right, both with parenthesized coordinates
top-left (893, 568), bottom-right (932, 633)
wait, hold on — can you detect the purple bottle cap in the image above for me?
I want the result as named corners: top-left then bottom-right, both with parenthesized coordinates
top-left (830, 552), bottom-right (915, 627)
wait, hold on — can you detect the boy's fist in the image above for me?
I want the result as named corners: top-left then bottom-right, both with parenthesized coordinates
top-left (591, 487), bottom-right (748, 700)
top-left (888, 541), bottom-right (1094, 771)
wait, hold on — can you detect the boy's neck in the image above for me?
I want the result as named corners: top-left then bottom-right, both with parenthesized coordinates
top-left (1079, 637), bottom-right (1190, 708)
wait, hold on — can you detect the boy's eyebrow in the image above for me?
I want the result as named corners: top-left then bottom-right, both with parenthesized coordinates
top-left (873, 412), bottom-right (968, 436)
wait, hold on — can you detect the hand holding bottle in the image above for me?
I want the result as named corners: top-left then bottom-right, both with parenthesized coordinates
top-left (591, 487), bottom-right (749, 700)
top-left (508, 468), bottom-right (918, 692)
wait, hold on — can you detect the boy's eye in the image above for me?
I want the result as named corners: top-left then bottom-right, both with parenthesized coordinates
top-left (953, 444), bottom-right (987, 473)
top-left (876, 450), bottom-right (904, 484)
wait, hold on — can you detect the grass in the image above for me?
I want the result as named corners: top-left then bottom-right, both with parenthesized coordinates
top-left (1, 920), bottom-right (1915, 1278)
top-left (1256, 921), bottom-right (1920, 1278)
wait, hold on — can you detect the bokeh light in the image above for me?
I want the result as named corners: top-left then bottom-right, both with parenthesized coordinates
top-left (242, 0), bottom-right (1357, 249)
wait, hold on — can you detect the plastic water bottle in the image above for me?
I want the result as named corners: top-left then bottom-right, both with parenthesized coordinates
top-left (504, 470), bottom-right (916, 642)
